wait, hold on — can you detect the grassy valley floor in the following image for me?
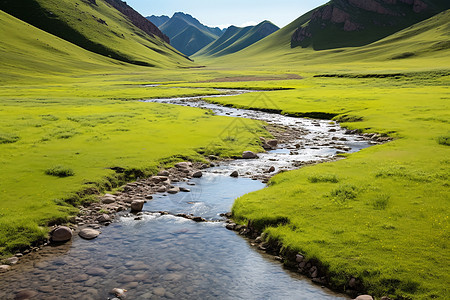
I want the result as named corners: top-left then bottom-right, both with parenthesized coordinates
top-left (0, 74), bottom-right (270, 254)
top-left (1, 7), bottom-right (449, 299)
top-left (188, 71), bottom-right (449, 299)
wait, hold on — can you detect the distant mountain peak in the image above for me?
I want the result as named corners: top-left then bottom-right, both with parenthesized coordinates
top-left (194, 20), bottom-right (279, 57)
top-left (157, 12), bottom-right (225, 56)
top-left (146, 15), bottom-right (170, 27)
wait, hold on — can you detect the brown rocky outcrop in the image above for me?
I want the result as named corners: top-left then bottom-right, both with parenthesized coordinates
top-left (291, 0), bottom-right (448, 50)
top-left (103, 0), bottom-right (170, 43)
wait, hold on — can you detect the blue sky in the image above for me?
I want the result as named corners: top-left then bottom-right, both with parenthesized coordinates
top-left (125, 0), bottom-right (329, 28)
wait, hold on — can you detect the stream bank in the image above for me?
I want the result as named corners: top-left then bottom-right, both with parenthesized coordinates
top-left (0, 89), bottom-right (384, 299)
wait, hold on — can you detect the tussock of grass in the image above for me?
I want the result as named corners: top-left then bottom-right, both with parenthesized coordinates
top-left (437, 135), bottom-right (450, 146)
top-left (45, 166), bottom-right (75, 178)
top-left (308, 174), bottom-right (339, 183)
top-left (328, 184), bottom-right (359, 205)
top-left (0, 133), bottom-right (20, 144)
top-left (370, 193), bottom-right (390, 210)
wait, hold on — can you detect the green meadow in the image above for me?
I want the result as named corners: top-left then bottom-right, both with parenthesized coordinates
top-left (1, 4), bottom-right (449, 300)
top-left (0, 78), bottom-right (269, 254)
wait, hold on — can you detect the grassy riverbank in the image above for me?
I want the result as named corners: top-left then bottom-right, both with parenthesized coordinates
top-left (0, 75), bottom-right (269, 255)
top-left (194, 73), bottom-right (449, 299)
top-left (1, 6), bottom-right (449, 299)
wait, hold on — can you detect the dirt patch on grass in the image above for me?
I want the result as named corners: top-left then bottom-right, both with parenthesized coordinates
top-left (199, 74), bottom-right (303, 83)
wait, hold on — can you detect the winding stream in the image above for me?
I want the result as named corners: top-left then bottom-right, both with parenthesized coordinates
top-left (0, 89), bottom-right (371, 300)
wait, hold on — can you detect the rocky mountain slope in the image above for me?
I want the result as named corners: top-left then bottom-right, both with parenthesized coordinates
top-left (102, 0), bottom-right (169, 43)
top-left (0, 0), bottom-right (191, 67)
top-left (194, 21), bottom-right (279, 57)
top-left (158, 12), bottom-right (225, 56)
top-left (291, 0), bottom-right (450, 50)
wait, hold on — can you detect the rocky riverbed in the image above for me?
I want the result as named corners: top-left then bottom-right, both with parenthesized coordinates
top-left (0, 90), bottom-right (389, 299)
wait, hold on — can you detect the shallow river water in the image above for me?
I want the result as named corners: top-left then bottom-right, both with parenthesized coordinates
top-left (0, 90), bottom-right (371, 300)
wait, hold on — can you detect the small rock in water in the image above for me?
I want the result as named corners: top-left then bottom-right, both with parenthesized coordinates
top-left (111, 288), bottom-right (127, 298)
top-left (78, 228), bottom-right (101, 240)
top-left (354, 296), bottom-right (374, 300)
top-left (50, 226), bottom-right (73, 243)
top-left (192, 216), bottom-right (206, 222)
top-left (0, 265), bottom-right (11, 273)
top-left (14, 289), bottom-right (38, 300)
top-left (86, 267), bottom-right (108, 276)
top-left (192, 171), bottom-right (203, 178)
top-left (268, 166), bottom-right (276, 173)
top-left (167, 187), bottom-right (180, 194)
top-left (179, 187), bottom-right (191, 192)
top-left (156, 186), bottom-right (167, 193)
top-left (242, 151), bottom-right (257, 159)
top-left (226, 223), bottom-right (236, 230)
top-left (230, 171), bottom-right (239, 178)
top-left (267, 139), bottom-right (278, 148)
top-left (153, 287), bottom-right (166, 296)
top-left (96, 214), bottom-right (111, 223)
top-left (7, 256), bottom-right (19, 265)
top-left (131, 200), bottom-right (145, 212)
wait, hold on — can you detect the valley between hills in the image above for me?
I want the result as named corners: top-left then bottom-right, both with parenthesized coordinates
top-left (0, 0), bottom-right (449, 299)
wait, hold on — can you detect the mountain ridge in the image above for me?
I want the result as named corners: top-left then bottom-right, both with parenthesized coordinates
top-left (157, 12), bottom-right (225, 56)
top-left (194, 20), bottom-right (279, 57)
top-left (146, 15), bottom-right (170, 27)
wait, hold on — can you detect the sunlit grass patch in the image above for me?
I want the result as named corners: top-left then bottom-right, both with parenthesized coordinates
top-left (45, 166), bottom-right (75, 177)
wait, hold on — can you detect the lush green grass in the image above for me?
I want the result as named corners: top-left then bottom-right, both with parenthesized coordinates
top-left (0, 13), bottom-right (270, 254)
top-left (1, 4), bottom-right (449, 299)
top-left (0, 80), bottom-right (269, 254)
top-left (196, 74), bottom-right (449, 299)
top-left (0, 0), bottom-right (191, 67)
top-left (181, 13), bottom-right (450, 299)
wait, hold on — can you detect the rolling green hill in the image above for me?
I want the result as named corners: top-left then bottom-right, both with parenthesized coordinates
top-left (0, 9), bottom-right (130, 83)
top-left (0, 0), bottom-right (192, 67)
top-left (193, 21), bottom-right (279, 57)
top-left (291, 0), bottom-right (450, 50)
top-left (200, 8), bottom-right (450, 72)
top-left (159, 12), bottom-right (224, 56)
